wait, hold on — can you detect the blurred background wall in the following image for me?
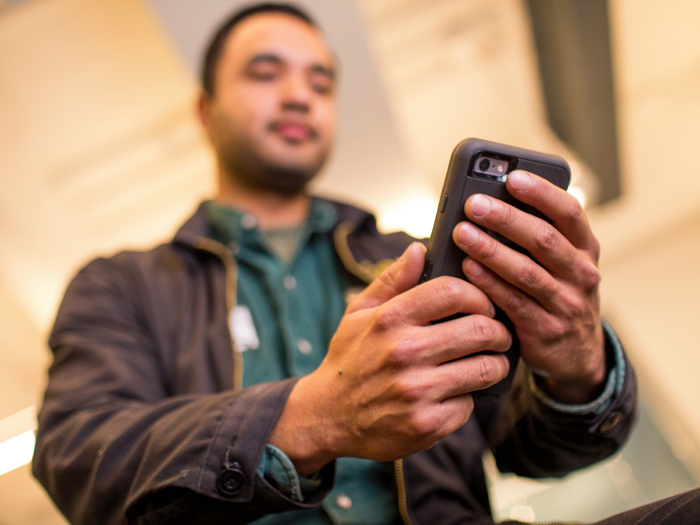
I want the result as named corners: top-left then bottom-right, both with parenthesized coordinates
top-left (0, 0), bottom-right (699, 523)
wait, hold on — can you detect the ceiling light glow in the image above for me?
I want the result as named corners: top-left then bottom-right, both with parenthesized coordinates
top-left (567, 185), bottom-right (588, 208)
top-left (0, 406), bottom-right (37, 477)
top-left (378, 192), bottom-right (438, 239)
top-left (0, 430), bottom-right (36, 476)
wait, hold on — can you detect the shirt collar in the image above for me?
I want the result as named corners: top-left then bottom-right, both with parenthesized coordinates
top-left (205, 197), bottom-right (337, 246)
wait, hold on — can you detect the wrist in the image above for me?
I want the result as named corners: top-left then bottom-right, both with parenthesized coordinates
top-left (542, 365), bottom-right (606, 405)
top-left (268, 372), bottom-right (341, 477)
top-left (540, 327), bottom-right (607, 405)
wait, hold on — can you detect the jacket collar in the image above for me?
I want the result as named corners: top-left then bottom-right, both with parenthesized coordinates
top-left (172, 198), bottom-right (377, 247)
top-left (171, 198), bottom-right (416, 284)
top-left (172, 202), bottom-right (215, 248)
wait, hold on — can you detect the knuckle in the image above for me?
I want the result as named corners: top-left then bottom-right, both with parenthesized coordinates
top-left (517, 262), bottom-right (541, 290)
top-left (432, 423), bottom-right (453, 443)
top-left (475, 266), bottom-right (497, 291)
top-left (397, 378), bottom-right (423, 403)
top-left (409, 410), bottom-right (439, 439)
top-left (440, 398), bottom-right (475, 439)
top-left (560, 292), bottom-right (584, 316)
top-left (499, 203), bottom-right (518, 229)
top-left (376, 265), bottom-right (400, 291)
top-left (481, 237), bottom-right (500, 262)
top-left (544, 318), bottom-right (568, 341)
top-left (567, 199), bottom-right (585, 225)
top-left (433, 277), bottom-right (466, 309)
top-left (462, 395), bottom-right (475, 420)
top-left (470, 316), bottom-right (496, 343)
top-left (345, 296), bottom-right (359, 313)
top-left (477, 356), bottom-right (499, 385)
top-left (374, 304), bottom-right (401, 331)
top-left (503, 288), bottom-right (526, 312)
top-left (580, 263), bottom-right (601, 292)
top-left (388, 338), bottom-right (420, 368)
top-left (437, 276), bottom-right (465, 299)
top-left (535, 222), bottom-right (560, 252)
top-left (589, 238), bottom-right (601, 261)
top-left (552, 323), bottom-right (568, 342)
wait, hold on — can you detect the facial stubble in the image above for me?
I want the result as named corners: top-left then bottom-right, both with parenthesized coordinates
top-left (217, 119), bottom-right (330, 196)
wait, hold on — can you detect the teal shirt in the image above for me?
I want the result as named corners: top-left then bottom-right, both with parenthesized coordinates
top-left (206, 200), bottom-right (399, 525)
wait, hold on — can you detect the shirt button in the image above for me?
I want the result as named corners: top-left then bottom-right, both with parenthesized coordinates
top-left (297, 338), bottom-right (312, 355)
top-left (335, 494), bottom-right (353, 509)
top-left (283, 275), bottom-right (297, 290)
top-left (241, 214), bottom-right (257, 230)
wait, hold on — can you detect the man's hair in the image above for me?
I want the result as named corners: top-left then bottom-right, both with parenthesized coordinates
top-left (201, 3), bottom-right (318, 97)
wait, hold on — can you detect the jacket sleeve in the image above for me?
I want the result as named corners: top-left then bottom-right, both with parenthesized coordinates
top-left (477, 320), bottom-right (638, 478)
top-left (33, 258), bottom-right (334, 525)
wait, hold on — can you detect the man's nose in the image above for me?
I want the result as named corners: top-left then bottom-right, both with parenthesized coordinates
top-left (280, 72), bottom-right (311, 112)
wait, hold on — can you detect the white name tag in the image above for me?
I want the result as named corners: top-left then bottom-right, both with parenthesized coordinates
top-left (229, 305), bottom-right (260, 352)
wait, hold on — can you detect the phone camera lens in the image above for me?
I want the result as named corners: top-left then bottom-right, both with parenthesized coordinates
top-left (479, 158), bottom-right (490, 171)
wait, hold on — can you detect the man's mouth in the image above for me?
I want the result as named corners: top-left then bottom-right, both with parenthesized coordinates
top-left (269, 120), bottom-right (317, 142)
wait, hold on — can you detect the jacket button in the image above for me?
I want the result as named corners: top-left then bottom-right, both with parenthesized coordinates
top-left (599, 412), bottom-right (622, 433)
top-left (217, 461), bottom-right (246, 496)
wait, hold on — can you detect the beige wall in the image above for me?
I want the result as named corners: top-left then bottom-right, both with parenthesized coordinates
top-left (595, 0), bottom-right (700, 478)
top-left (0, 0), bottom-right (209, 521)
top-left (0, 0), bottom-right (214, 332)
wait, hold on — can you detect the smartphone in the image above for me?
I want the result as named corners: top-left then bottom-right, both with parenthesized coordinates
top-left (420, 138), bottom-right (571, 402)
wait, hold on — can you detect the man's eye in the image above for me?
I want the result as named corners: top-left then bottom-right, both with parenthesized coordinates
top-left (309, 75), bottom-right (333, 95)
top-left (311, 83), bottom-right (332, 95)
top-left (249, 69), bottom-right (277, 81)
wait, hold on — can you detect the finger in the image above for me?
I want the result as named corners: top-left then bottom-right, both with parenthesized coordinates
top-left (461, 256), bottom-right (547, 324)
top-left (432, 393), bottom-right (474, 440)
top-left (377, 276), bottom-right (495, 327)
top-left (505, 170), bottom-right (599, 258)
top-left (348, 242), bottom-right (426, 313)
top-left (454, 222), bottom-right (562, 311)
top-left (461, 194), bottom-right (582, 282)
top-left (434, 353), bottom-right (511, 398)
top-left (422, 314), bottom-right (511, 365)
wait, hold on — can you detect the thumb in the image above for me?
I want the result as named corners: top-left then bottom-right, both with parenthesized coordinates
top-left (347, 242), bottom-right (427, 313)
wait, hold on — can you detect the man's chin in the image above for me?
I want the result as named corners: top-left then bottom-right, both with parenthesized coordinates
top-left (260, 176), bottom-right (311, 196)
top-left (257, 165), bottom-right (319, 195)
top-left (253, 150), bottom-right (327, 194)
top-left (221, 143), bottom-right (329, 195)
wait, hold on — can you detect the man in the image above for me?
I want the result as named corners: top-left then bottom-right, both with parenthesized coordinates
top-left (35, 3), bottom-right (692, 524)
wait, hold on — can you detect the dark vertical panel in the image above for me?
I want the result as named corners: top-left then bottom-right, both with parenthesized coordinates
top-left (526, 0), bottom-right (621, 204)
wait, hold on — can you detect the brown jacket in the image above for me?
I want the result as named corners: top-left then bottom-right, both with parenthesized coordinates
top-left (33, 200), bottom-right (637, 525)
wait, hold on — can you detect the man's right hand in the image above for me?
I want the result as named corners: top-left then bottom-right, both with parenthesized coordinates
top-left (269, 242), bottom-right (512, 476)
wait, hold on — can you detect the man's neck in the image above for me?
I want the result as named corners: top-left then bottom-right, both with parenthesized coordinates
top-left (216, 171), bottom-right (311, 230)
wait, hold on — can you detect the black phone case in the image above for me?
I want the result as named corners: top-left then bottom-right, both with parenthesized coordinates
top-left (420, 138), bottom-right (571, 402)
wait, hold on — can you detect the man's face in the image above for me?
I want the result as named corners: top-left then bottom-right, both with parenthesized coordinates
top-left (201, 13), bottom-right (337, 194)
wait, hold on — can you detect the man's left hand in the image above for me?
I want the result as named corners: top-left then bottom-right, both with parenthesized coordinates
top-left (452, 169), bottom-right (606, 404)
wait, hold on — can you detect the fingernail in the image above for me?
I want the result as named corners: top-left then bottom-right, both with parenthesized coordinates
top-left (401, 242), bottom-right (416, 262)
top-left (508, 170), bottom-right (532, 192)
top-left (470, 195), bottom-right (491, 217)
top-left (465, 258), bottom-right (483, 276)
top-left (506, 332), bottom-right (512, 349)
top-left (459, 223), bottom-right (480, 246)
top-left (500, 354), bottom-right (510, 373)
